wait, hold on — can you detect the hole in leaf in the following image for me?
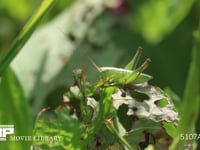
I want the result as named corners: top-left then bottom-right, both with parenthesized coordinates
top-left (138, 141), bottom-right (148, 150)
top-left (66, 98), bottom-right (81, 119)
top-left (93, 93), bottom-right (100, 101)
top-left (95, 135), bottom-right (102, 149)
top-left (154, 98), bottom-right (168, 108)
top-left (138, 131), bottom-right (155, 150)
top-left (68, 32), bottom-right (76, 42)
top-left (129, 90), bottom-right (149, 102)
top-left (132, 107), bottom-right (138, 112)
top-left (117, 104), bottom-right (133, 131)
top-left (132, 115), bottom-right (139, 125)
top-left (121, 92), bottom-right (126, 97)
top-left (45, 86), bottom-right (67, 109)
top-left (145, 132), bottom-right (155, 145)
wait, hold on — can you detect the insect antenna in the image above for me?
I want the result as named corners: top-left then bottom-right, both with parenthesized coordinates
top-left (88, 56), bottom-right (101, 72)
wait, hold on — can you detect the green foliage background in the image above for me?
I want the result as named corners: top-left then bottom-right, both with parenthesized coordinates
top-left (0, 0), bottom-right (199, 149)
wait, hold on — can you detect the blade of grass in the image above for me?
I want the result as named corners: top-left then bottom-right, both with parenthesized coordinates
top-left (0, 68), bottom-right (33, 149)
top-left (0, 0), bottom-right (57, 76)
top-left (169, 18), bottom-right (200, 150)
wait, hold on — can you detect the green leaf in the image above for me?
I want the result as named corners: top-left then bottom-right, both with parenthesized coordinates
top-left (133, 0), bottom-right (194, 43)
top-left (89, 87), bottom-right (117, 134)
top-left (169, 18), bottom-right (200, 150)
top-left (33, 107), bottom-right (86, 150)
top-left (162, 122), bottom-right (177, 138)
top-left (0, 68), bottom-right (32, 149)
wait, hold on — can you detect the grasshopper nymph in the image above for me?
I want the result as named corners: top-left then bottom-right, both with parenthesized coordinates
top-left (89, 47), bottom-right (152, 85)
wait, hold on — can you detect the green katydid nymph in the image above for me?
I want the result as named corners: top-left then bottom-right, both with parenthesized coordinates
top-left (89, 47), bottom-right (152, 85)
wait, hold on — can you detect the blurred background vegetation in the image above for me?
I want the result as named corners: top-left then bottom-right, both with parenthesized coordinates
top-left (0, 0), bottom-right (199, 149)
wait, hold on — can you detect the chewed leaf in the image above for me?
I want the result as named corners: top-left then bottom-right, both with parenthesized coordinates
top-left (124, 118), bottom-right (172, 149)
top-left (112, 84), bottom-right (179, 123)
